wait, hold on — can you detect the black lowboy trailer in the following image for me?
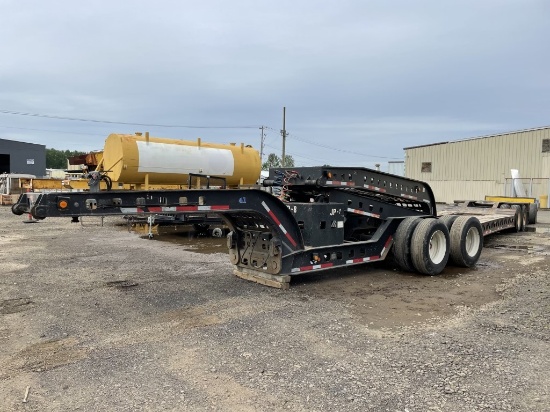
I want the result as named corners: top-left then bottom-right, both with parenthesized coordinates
top-left (12, 167), bottom-right (523, 289)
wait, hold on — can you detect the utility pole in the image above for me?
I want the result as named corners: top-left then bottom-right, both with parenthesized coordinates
top-left (259, 126), bottom-right (266, 164)
top-left (281, 107), bottom-right (287, 167)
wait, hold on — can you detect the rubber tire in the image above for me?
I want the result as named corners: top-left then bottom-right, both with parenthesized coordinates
top-left (520, 205), bottom-right (528, 230)
top-left (528, 203), bottom-right (537, 225)
top-left (411, 218), bottom-right (450, 276)
top-left (439, 215), bottom-right (458, 231)
top-left (449, 216), bottom-right (483, 267)
top-left (392, 217), bottom-right (423, 272)
top-left (510, 205), bottom-right (522, 232)
top-left (11, 203), bottom-right (25, 216)
top-left (211, 227), bottom-right (224, 238)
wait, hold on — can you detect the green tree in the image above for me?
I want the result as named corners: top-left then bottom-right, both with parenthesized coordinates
top-left (46, 148), bottom-right (86, 169)
top-left (262, 153), bottom-right (295, 170)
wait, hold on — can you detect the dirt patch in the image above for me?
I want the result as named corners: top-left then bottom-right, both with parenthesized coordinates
top-left (0, 298), bottom-right (33, 315)
top-left (160, 306), bottom-right (223, 329)
top-left (19, 337), bottom-right (88, 373)
top-left (291, 258), bottom-right (508, 329)
top-left (1, 337), bottom-right (89, 380)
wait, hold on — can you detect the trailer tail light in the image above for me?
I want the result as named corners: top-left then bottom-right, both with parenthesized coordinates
top-left (57, 197), bottom-right (70, 210)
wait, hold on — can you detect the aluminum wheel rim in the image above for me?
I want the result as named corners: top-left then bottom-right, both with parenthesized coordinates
top-left (429, 230), bottom-right (447, 264)
top-left (465, 227), bottom-right (481, 257)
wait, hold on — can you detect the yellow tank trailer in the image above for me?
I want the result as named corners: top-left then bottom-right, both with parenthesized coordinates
top-left (101, 133), bottom-right (261, 189)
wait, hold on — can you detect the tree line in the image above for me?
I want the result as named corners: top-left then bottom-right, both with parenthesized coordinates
top-left (46, 148), bottom-right (85, 169)
top-left (261, 153), bottom-right (294, 170)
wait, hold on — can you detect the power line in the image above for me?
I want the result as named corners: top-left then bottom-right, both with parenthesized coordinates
top-left (266, 126), bottom-right (401, 160)
top-left (0, 124), bottom-right (104, 136)
top-left (287, 133), bottom-right (401, 160)
top-left (263, 142), bottom-right (327, 163)
top-left (0, 109), bottom-right (260, 129)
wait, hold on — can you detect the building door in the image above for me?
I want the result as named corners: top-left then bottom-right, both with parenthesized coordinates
top-left (0, 154), bottom-right (10, 173)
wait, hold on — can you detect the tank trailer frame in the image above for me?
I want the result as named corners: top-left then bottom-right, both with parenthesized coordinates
top-left (13, 167), bottom-right (525, 288)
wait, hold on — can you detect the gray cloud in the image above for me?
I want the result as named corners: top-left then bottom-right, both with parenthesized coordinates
top-left (1, 0), bottom-right (548, 168)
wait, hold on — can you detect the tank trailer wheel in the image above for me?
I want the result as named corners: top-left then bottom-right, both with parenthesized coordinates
top-left (439, 215), bottom-right (458, 231)
top-left (528, 203), bottom-right (538, 225)
top-left (211, 227), bottom-right (224, 238)
top-left (411, 218), bottom-right (450, 276)
top-left (510, 205), bottom-right (523, 232)
top-left (449, 216), bottom-right (483, 267)
top-left (11, 203), bottom-right (24, 216)
top-left (392, 217), bottom-right (423, 272)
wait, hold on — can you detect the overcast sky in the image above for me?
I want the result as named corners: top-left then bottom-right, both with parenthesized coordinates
top-left (1, 0), bottom-right (549, 169)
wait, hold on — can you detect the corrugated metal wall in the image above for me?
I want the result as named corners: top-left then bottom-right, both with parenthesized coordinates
top-left (405, 128), bottom-right (550, 203)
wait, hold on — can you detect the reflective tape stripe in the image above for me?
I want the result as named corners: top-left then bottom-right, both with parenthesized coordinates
top-left (364, 184), bottom-right (386, 193)
top-left (261, 201), bottom-right (297, 247)
top-left (345, 256), bottom-right (379, 264)
top-left (381, 236), bottom-right (393, 257)
top-left (346, 208), bottom-right (381, 219)
top-left (120, 205), bottom-right (229, 214)
top-left (291, 262), bottom-right (333, 273)
top-left (326, 180), bottom-right (355, 186)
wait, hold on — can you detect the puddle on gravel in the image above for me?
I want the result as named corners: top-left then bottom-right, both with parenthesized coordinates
top-left (485, 244), bottom-right (548, 255)
top-left (147, 227), bottom-right (227, 254)
top-left (486, 244), bottom-right (533, 250)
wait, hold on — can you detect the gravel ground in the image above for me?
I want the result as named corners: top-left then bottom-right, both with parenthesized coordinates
top-left (0, 206), bottom-right (549, 411)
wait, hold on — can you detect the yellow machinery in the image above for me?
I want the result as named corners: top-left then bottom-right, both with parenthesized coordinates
top-left (100, 133), bottom-right (261, 189)
top-left (484, 195), bottom-right (536, 204)
top-left (13, 133), bottom-right (260, 195)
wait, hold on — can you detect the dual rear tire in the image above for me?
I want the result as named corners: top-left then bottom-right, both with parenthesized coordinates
top-left (392, 216), bottom-right (423, 272)
top-left (510, 205), bottom-right (523, 232)
top-left (410, 218), bottom-right (450, 275)
top-left (393, 215), bottom-right (483, 275)
top-left (504, 203), bottom-right (537, 229)
top-left (448, 216), bottom-right (483, 267)
top-left (528, 203), bottom-right (538, 225)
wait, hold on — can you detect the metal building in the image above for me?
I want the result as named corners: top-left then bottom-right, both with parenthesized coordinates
top-left (404, 126), bottom-right (550, 203)
top-left (0, 138), bottom-right (46, 176)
